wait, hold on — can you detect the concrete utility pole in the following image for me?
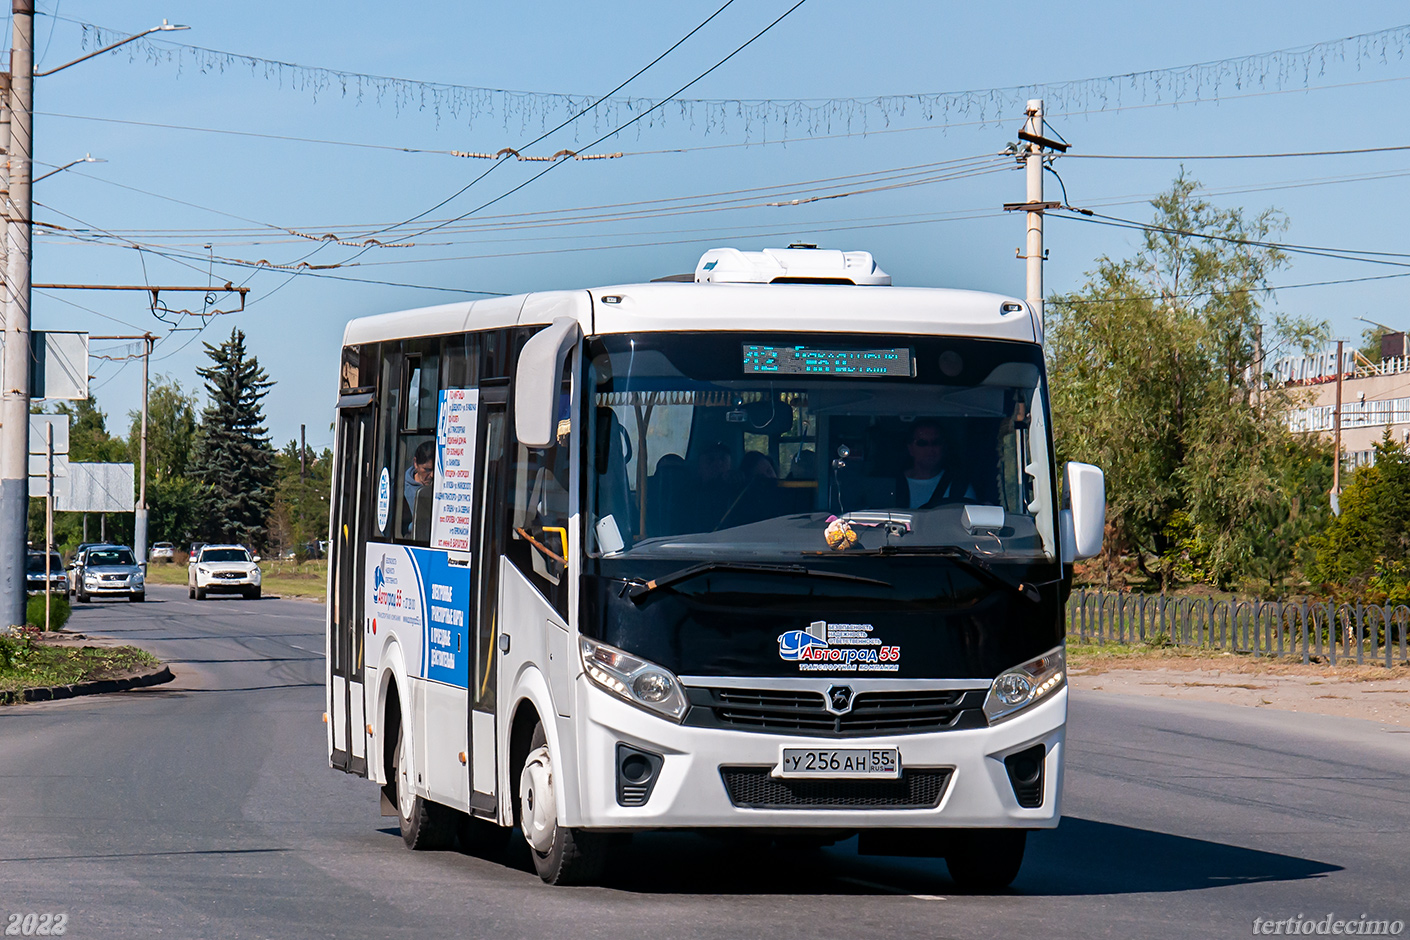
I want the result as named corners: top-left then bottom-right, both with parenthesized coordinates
top-left (1332, 339), bottom-right (1345, 505)
top-left (0, 0), bottom-right (35, 629)
top-left (1024, 99), bottom-right (1044, 326)
top-left (135, 333), bottom-right (152, 566)
top-left (1005, 99), bottom-right (1064, 336)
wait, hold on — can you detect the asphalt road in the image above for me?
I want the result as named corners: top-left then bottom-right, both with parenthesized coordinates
top-left (1, 584), bottom-right (1407, 939)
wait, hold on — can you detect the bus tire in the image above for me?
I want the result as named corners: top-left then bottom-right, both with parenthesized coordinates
top-left (518, 722), bottom-right (609, 885)
top-left (944, 829), bottom-right (1026, 892)
top-left (392, 721), bottom-right (454, 850)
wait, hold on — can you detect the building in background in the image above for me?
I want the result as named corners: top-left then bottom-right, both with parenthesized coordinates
top-left (1279, 332), bottom-right (1410, 468)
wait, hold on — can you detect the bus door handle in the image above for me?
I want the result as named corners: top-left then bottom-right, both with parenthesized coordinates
top-left (499, 634), bottom-right (510, 654)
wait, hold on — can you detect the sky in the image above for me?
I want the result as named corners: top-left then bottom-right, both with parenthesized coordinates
top-left (15, 0), bottom-right (1410, 452)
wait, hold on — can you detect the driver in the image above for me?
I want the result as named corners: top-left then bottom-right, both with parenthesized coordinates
top-left (897, 419), bottom-right (973, 508)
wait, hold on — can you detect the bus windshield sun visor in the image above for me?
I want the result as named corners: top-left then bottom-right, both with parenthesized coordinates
top-left (626, 561), bottom-right (890, 601)
top-left (515, 316), bottom-right (582, 447)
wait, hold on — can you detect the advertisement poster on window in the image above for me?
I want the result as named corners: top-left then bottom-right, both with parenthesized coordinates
top-left (431, 388), bottom-right (478, 552)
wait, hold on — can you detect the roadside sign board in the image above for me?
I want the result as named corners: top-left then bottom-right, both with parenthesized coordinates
top-left (61, 462), bottom-right (135, 513)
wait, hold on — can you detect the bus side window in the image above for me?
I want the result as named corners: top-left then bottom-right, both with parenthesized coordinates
top-left (506, 358), bottom-right (571, 617)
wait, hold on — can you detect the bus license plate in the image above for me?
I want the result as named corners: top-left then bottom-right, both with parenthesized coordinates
top-left (776, 747), bottom-right (900, 779)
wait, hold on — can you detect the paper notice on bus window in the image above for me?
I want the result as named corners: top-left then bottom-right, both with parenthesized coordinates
top-left (432, 388), bottom-right (478, 552)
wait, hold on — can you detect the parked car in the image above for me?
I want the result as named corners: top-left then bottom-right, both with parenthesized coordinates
top-left (25, 551), bottom-right (67, 595)
top-left (73, 544), bottom-right (145, 603)
top-left (188, 544), bottom-right (262, 600)
top-left (150, 541), bottom-right (175, 562)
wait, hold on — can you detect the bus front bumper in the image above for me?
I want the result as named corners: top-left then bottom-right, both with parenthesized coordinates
top-left (568, 678), bottom-right (1066, 830)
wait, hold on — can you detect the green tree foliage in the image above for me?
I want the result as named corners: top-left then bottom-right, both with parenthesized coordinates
top-left (129, 375), bottom-right (199, 479)
top-left (128, 375), bottom-right (209, 547)
top-left (188, 328), bottom-right (277, 548)
top-left (1048, 174), bottom-right (1330, 590)
top-left (268, 442), bottom-right (333, 557)
top-left (1305, 437), bottom-right (1410, 602)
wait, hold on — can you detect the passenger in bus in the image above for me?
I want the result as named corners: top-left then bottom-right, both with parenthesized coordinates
top-left (894, 419), bottom-right (974, 508)
top-left (787, 448), bottom-right (817, 480)
top-left (403, 440), bottom-right (435, 532)
top-left (679, 442), bottom-right (738, 532)
top-left (739, 450), bottom-right (778, 480)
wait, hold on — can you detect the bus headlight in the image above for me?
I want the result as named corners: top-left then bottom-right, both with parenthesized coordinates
top-left (983, 645), bottom-right (1065, 724)
top-left (580, 637), bottom-right (688, 722)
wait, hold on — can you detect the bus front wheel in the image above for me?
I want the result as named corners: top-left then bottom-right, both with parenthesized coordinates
top-left (518, 722), bottom-right (609, 885)
top-left (944, 829), bottom-right (1027, 892)
top-left (392, 722), bottom-right (455, 850)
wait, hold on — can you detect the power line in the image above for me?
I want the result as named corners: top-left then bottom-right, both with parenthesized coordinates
top-left (373, 0), bottom-right (814, 246)
top-left (1061, 144), bottom-right (1410, 161)
top-left (1054, 209), bottom-right (1410, 267)
top-left (360, 0), bottom-right (746, 236)
top-left (1049, 270), bottom-right (1410, 307)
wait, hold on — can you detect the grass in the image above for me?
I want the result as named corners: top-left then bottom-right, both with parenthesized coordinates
top-left (0, 628), bottom-right (160, 703)
top-left (144, 558), bottom-right (328, 601)
top-left (1066, 636), bottom-right (1410, 680)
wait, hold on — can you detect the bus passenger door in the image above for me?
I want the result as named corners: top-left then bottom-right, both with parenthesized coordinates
top-left (469, 389), bottom-right (508, 817)
top-left (330, 399), bottom-right (374, 776)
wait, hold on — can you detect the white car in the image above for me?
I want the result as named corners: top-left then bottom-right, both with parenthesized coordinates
top-left (149, 541), bottom-right (174, 562)
top-left (188, 544), bottom-right (263, 600)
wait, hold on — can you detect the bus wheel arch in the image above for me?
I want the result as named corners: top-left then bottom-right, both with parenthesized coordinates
top-left (509, 701), bottom-right (610, 885)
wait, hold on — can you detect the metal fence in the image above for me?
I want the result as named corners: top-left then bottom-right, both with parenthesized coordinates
top-left (1066, 590), bottom-right (1410, 667)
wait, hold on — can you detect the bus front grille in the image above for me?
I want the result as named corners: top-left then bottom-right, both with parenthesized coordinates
top-left (686, 686), bottom-right (987, 736)
top-left (719, 767), bottom-right (951, 809)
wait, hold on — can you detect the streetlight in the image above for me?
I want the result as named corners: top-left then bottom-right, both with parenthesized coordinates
top-left (34, 21), bottom-right (190, 77)
top-left (33, 153), bottom-right (106, 184)
top-left (1, 8), bottom-right (190, 630)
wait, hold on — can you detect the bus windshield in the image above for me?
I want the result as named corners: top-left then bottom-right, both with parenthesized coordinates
top-left (586, 332), bottom-right (1056, 563)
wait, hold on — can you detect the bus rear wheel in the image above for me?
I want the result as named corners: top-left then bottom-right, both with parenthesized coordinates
top-left (518, 722), bottom-right (609, 885)
top-left (944, 829), bottom-right (1027, 892)
top-left (392, 722), bottom-right (455, 850)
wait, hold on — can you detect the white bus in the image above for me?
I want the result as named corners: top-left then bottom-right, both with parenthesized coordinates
top-left (325, 246), bottom-right (1105, 888)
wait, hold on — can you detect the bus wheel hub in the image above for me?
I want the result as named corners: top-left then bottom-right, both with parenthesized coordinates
top-left (520, 745), bottom-right (556, 853)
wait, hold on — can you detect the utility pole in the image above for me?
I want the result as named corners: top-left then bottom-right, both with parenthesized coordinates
top-left (300, 424), bottom-right (306, 482)
top-left (0, 0), bottom-right (34, 630)
top-left (134, 333), bottom-right (152, 567)
top-left (1332, 339), bottom-right (1344, 509)
top-left (1004, 99), bottom-right (1064, 336)
top-left (1024, 99), bottom-right (1044, 327)
top-left (45, 421), bottom-right (52, 630)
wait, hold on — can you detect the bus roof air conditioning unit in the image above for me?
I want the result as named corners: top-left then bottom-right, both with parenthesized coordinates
top-left (694, 247), bottom-right (891, 286)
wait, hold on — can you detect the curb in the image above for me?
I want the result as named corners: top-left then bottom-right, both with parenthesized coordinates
top-left (20, 664), bottom-right (175, 703)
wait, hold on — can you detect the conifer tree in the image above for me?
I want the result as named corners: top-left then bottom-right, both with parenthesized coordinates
top-left (189, 328), bottom-right (277, 547)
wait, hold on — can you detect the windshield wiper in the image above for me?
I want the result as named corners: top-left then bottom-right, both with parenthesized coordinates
top-left (866, 545), bottom-right (1057, 602)
top-left (626, 562), bottom-right (890, 600)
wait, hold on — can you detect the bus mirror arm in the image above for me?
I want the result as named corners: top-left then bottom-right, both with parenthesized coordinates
top-left (515, 317), bottom-right (583, 447)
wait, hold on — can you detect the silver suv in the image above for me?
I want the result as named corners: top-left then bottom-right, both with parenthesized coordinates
top-left (73, 544), bottom-right (146, 603)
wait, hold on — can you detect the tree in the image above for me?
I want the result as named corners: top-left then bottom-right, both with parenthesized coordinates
top-left (268, 442), bottom-right (333, 557)
top-left (188, 328), bottom-right (277, 548)
top-left (129, 375), bottom-right (198, 480)
top-left (1305, 435), bottom-right (1410, 602)
top-left (1048, 174), bottom-right (1328, 590)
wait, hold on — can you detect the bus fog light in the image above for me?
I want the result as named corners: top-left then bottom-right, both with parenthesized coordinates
top-left (983, 645), bottom-right (1065, 724)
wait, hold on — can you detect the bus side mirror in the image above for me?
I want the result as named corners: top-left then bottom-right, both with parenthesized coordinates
top-left (1060, 461), bottom-right (1105, 562)
top-left (514, 317), bottom-right (582, 448)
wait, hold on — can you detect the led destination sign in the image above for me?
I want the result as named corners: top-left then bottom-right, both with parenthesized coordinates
top-left (742, 344), bottom-right (914, 378)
